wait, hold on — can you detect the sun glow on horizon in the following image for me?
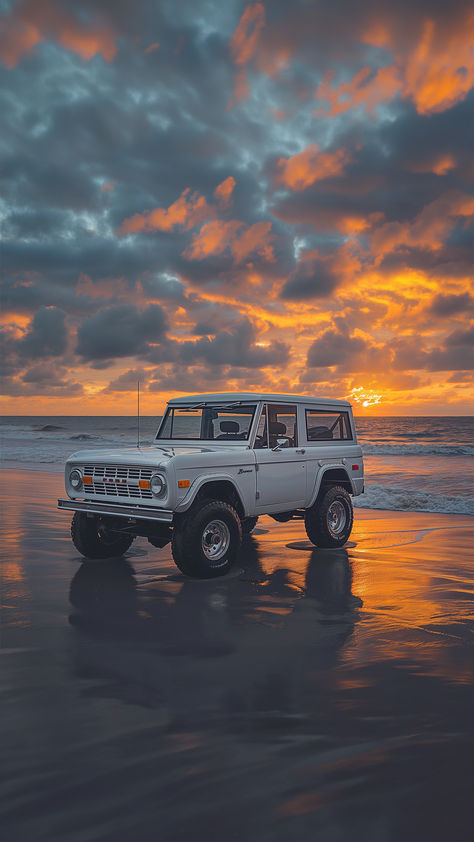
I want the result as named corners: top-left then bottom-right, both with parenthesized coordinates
top-left (349, 387), bottom-right (383, 408)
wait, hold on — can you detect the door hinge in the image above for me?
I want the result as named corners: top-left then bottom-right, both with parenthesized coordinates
top-left (255, 491), bottom-right (260, 500)
top-left (255, 463), bottom-right (259, 471)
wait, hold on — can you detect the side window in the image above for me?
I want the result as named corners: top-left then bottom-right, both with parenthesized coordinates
top-left (305, 410), bottom-right (352, 441)
top-left (267, 404), bottom-right (297, 447)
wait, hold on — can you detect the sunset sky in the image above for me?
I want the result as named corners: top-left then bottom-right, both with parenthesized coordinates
top-left (1, 0), bottom-right (473, 416)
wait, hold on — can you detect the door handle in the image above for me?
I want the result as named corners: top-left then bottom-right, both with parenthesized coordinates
top-left (296, 448), bottom-right (306, 454)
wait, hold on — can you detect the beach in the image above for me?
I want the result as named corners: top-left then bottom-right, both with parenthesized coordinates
top-left (1, 466), bottom-right (473, 841)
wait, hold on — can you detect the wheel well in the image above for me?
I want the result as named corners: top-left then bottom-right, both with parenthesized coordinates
top-left (193, 481), bottom-right (245, 520)
top-left (318, 468), bottom-right (352, 497)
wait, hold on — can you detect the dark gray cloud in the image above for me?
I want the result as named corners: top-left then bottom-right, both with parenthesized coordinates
top-left (280, 256), bottom-right (339, 300)
top-left (76, 304), bottom-right (168, 361)
top-left (178, 318), bottom-right (290, 368)
top-left (428, 292), bottom-right (474, 318)
top-left (393, 327), bottom-right (474, 371)
top-left (21, 306), bottom-right (68, 357)
top-left (307, 327), bottom-right (368, 368)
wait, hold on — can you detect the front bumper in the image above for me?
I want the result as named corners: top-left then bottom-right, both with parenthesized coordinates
top-left (57, 498), bottom-right (174, 523)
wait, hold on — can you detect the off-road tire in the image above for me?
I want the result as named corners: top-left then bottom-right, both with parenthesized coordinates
top-left (71, 512), bottom-right (133, 560)
top-left (241, 516), bottom-right (258, 535)
top-left (304, 485), bottom-right (353, 548)
top-left (172, 500), bottom-right (242, 578)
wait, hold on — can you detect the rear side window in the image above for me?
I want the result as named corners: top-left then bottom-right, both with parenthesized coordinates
top-left (305, 409), bottom-right (352, 442)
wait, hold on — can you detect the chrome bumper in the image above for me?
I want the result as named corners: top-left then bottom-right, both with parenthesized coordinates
top-left (57, 498), bottom-right (174, 523)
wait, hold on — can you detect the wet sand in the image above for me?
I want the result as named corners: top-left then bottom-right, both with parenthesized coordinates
top-left (1, 468), bottom-right (473, 842)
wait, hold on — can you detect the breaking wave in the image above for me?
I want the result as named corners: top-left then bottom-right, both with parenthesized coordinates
top-left (354, 484), bottom-right (474, 515)
top-left (361, 443), bottom-right (474, 457)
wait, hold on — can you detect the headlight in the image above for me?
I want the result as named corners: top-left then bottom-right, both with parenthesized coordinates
top-left (69, 468), bottom-right (83, 490)
top-left (150, 472), bottom-right (167, 498)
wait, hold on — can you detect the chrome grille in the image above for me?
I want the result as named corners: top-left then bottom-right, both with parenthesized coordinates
top-left (83, 465), bottom-right (154, 499)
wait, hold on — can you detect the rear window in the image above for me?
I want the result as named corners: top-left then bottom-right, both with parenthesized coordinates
top-left (305, 409), bottom-right (352, 442)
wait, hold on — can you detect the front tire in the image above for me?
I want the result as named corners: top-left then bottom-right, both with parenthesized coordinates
top-left (71, 512), bottom-right (134, 560)
top-left (304, 486), bottom-right (353, 548)
top-left (172, 500), bottom-right (242, 578)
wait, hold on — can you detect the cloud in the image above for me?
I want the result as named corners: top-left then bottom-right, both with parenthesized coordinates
top-left (76, 304), bottom-right (168, 362)
top-left (307, 326), bottom-right (369, 368)
top-left (0, 0), bottom-right (117, 68)
top-left (117, 188), bottom-right (215, 235)
top-left (400, 16), bottom-right (474, 115)
top-left (183, 219), bottom-right (275, 264)
top-left (280, 254), bottom-right (340, 300)
top-left (214, 176), bottom-right (236, 207)
top-left (393, 327), bottom-right (474, 371)
top-left (369, 190), bottom-right (474, 259)
top-left (21, 306), bottom-right (68, 358)
top-left (229, 2), bottom-right (266, 104)
top-left (316, 8), bottom-right (474, 116)
top-left (315, 65), bottom-right (401, 116)
top-left (428, 292), bottom-right (474, 317)
top-left (275, 144), bottom-right (351, 190)
top-left (178, 318), bottom-right (289, 368)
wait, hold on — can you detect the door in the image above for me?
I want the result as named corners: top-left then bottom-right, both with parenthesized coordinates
top-left (254, 404), bottom-right (306, 511)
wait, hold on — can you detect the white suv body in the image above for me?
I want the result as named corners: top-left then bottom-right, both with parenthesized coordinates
top-left (59, 393), bottom-right (363, 577)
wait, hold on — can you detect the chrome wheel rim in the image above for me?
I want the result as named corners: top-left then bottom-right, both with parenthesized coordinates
top-left (201, 519), bottom-right (230, 563)
top-left (327, 500), bottom-right (347, 536)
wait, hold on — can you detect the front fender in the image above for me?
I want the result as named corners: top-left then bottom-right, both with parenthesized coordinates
top-left (175, 471), bottom-right (252, 515)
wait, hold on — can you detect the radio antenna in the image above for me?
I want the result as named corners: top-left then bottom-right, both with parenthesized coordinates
top-left (137, 380), bottom-right (140, 448)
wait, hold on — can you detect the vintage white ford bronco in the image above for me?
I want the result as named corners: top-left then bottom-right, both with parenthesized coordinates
top-left (58, 393), bottom-right (364, 577)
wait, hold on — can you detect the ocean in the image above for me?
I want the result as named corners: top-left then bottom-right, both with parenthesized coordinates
top-left (0, 415), bottom-right (472, 515)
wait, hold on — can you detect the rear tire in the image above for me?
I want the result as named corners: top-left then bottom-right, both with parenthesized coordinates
top-left (304, 486), bottom-right (353, 548)
top-left (71, 512), bottom-right (133, 560)
top-left (241, 516), bottom-right (258, 535)
top-left (172, 500), bottom-right (242, 578)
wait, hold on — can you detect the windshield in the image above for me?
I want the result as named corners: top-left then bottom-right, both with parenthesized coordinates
top-left (156, 404), bottom-right (257, 441)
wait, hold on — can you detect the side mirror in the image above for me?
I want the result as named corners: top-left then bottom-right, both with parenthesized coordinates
top-left (272, 438), bottom-right (290, 451)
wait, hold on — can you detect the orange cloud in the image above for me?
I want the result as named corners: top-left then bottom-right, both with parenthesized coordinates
top-left (402, 16), bottom-right (474, 114)
top-left (406, 154), bottom-right (457, 176)
top-left (214, 176), bottom-right (236, 207)
top-left (184, 219), bottom-right (275, 264)
top-left (319, 11), bottom-right (474, 116)
top-left (369, 190), bottom-right (474, 259)
top-left (228, 2), bottom-right (265, 105)
top-left (229, 3), bottom-right (265, 66)
top-left (0, 0), bottom-right (117, 68)
top-left (276, 144), bottom-right (351, 191)
top-left (315, 65), bottom-right (401, 116)
top-left (144, 42), bottom-right (159, 55)
top-left (118, 188), bottom-right (215, 235)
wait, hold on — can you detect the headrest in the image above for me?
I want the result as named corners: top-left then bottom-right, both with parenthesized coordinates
top-left (220, 420), bottom-right (239, 432)
top-left (269, 421), bottom-right (286, 435)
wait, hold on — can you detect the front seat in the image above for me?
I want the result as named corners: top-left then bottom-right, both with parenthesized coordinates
top-left (216, 420), bottom-right (240, 440)
top-left (268, 420), bottom-right (287, 448)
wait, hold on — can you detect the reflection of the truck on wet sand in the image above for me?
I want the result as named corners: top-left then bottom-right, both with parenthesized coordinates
top-left (69, 536), bottom-right (362, 724)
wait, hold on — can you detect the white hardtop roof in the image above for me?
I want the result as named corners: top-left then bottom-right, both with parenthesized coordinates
top-left (168, 392), bottom-right (351, 407)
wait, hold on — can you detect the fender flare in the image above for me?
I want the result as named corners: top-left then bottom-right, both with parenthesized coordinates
top-left (307, 465), bottom-right (354, 508)
top-left (175, 472), bottom-right (247, 514)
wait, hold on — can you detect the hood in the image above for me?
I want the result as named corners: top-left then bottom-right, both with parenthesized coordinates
top-left (67, 443), bottom-right (248, 465)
